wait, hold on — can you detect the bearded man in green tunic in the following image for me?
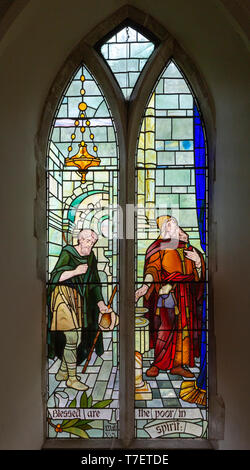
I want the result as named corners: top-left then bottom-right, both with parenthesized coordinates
top-left (47, 229), bottom-right (113, 391)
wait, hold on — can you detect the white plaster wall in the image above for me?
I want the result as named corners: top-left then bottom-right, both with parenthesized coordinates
top-left (0, 0), bottom-right (249, 449)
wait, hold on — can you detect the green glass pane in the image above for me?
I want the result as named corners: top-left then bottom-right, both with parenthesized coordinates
top-left (109, 43), bottom-right (128, 59)
top-left (164, 78), bottom-right (190, 94)
top-left (180, 193), bottom-right (196, 207)
top-left (116, 73), bottom-right (128, 88)
top-left (97, 142), bottom-right (117, 157)
top-left (157, 151), bottom-right (175, 165)
top-left (165, 169), bottom-right (191, 185)
top-left (66, 80), bottom-right (82, 96)
top-left (99, 26), bottom-right (155, 99)
top-left (172, 118), bottom-right (193, 139)
top-left (163, 61), bottom-right (182, 78)
top-left (84, 80), bottom-right (101, 96)
top-left (57, 104), bottom-right (67, 117)
top-left (129, 72), bottom-right (139, 87)
top-left (180, 94), bottom-right (193, 109)
top-left (155, 118), bottom-right (172, 139)
top-left (130, 42), bottom-right (154, 58)
top-left (85, 96), bottom-right (103, 110)
top-left (94, 100), bottom-right (109, 117)
top-left (176, 151), bottom-right (194, 165)
top-left (156, 94), bottom-right (179, 109)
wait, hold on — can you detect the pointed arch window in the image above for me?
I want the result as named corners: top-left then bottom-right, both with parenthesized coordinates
top-left (97, 22), bottom-right (158, 99)
top-left (46, 64), bottom-right (120, 439)
top-left (134, 60), bottom-right (208, 439)
top-left (43, 16), bottom-right (214, 448)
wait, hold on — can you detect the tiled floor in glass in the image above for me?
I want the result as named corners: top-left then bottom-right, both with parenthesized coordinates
top-left (138, 352), bottom-right (202, 409)
top-left (47, 333), bottom-right (206, 438)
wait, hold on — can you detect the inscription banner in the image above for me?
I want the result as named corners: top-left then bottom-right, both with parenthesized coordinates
top-left (144, 420), bottom-right (208, 438)
top-left (48, 408), bottom-right (113, 421)
top-left (135, 408), bottom-right (203, 420)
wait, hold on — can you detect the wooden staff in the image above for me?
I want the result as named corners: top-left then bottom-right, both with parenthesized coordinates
top-left (82, 285), bottom-right (117, 374)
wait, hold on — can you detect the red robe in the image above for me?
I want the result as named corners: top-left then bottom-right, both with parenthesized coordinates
top-left (143, 238), bottom-right (205, 370)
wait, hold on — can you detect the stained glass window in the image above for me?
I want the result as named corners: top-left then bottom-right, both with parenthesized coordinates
top-left (99, 25), bottom-right (156, 99)
top-left (46, 64), bottom-right (120, 439)
top-left (46, 25), bottom-right (209, 444)
top-left (134, 60), bottom-right (208, 439)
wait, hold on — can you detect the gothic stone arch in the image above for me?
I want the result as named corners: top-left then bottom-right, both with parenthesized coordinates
top-left (35, 4), bottom-right (224, 449)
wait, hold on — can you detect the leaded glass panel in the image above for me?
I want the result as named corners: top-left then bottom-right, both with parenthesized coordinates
top-left (134, 60), bottom-right (208, 439)
top-left (100, 26), bottom-right (155, 99)
top-left (46, 65), bottom-right (120, 439)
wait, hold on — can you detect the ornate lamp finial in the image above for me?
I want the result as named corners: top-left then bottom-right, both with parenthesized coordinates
top-left (65, 145), bottom-right (100, 183)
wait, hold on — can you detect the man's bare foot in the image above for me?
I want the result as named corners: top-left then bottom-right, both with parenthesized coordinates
top-left (170, 366), bottom-right (194, 378)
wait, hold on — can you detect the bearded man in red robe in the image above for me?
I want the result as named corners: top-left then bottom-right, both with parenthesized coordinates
top-left (135, 215), bottom-right (205, 378)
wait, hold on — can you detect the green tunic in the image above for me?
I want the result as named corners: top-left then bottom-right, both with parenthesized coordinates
top-left (47, 245), bottom-right (104, 364)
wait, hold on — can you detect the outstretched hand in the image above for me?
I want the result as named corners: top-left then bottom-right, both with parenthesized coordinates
top-left (135, 284), bottom-right (149, 303)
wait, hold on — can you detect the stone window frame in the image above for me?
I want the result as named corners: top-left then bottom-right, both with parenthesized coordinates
top-left (35, 5), bottom-right (224, 450)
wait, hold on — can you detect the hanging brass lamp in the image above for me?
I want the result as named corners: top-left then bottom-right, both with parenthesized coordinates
top-left (65, 144), bottom-right (100, 183)
top-left (64, 73), bottom-right (101, 183)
